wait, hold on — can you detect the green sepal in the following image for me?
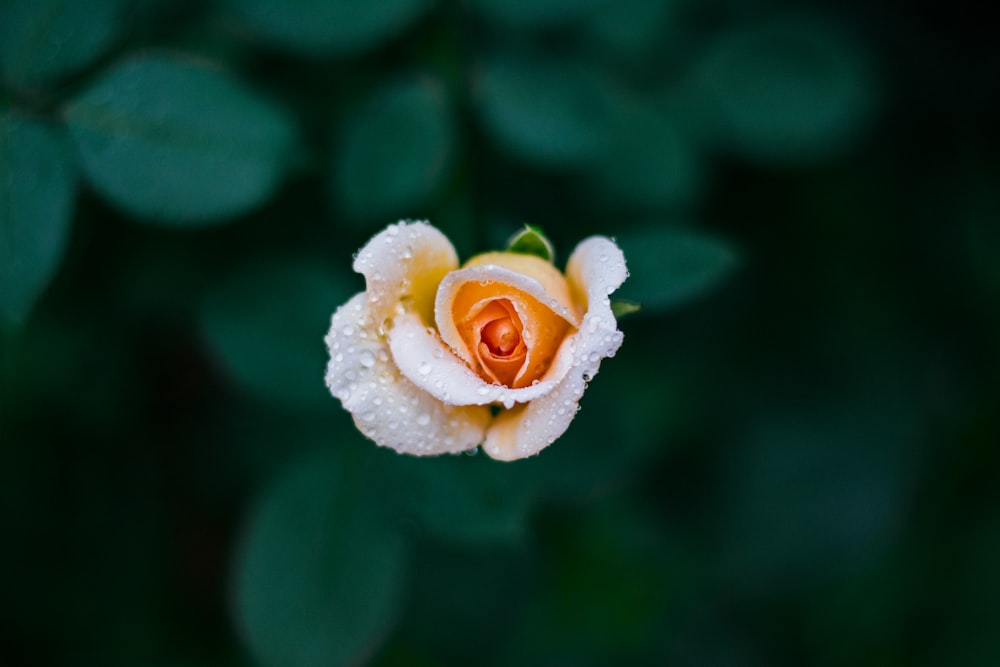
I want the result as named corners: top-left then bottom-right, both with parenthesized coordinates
top-left (505, 223), bottom-right (555, 263)
top-left (611, 300), bottom-right (642, 319)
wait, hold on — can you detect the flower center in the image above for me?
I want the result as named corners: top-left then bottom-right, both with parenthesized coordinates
top-left (481, 317), bottom-right (520, 356)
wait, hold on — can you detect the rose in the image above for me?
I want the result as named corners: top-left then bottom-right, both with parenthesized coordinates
top-left (324, 221), bottom-right (627, 461)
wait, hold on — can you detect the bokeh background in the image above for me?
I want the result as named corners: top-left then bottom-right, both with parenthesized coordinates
top-left (2, 0), bottom-right (998, 665)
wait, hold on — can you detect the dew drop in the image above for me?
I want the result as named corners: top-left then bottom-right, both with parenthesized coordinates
top-left (476, 386), bottom-right (490, 396)
top-left (341, 324), bottom-right (354, 336)
top-left (416, 413), bottom-right (431, 426)
top-left (334, 352), bottom-right (344, 363)
top-left (359, 351), bottom-right (375, 368)
top-left (418, 361), bottom-right (432, 375)
top-left (362, 411), bottom-right (375, 422)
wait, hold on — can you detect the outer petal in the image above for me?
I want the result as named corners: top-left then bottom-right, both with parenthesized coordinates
top-left (326, 293), bottom-right (491, 455)
top-left (482, 237), bottom-right (628, 461)
top-left (388, 311), bottom-right (571, 409)
top-left (353, 220), bottom-right (459, 327)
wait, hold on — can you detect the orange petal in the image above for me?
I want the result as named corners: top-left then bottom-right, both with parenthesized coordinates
top-left (451, 283), bottom-right (571, 388)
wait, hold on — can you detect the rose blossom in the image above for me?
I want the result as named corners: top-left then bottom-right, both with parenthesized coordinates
top-left (324, 220), bottom-right (627, 461)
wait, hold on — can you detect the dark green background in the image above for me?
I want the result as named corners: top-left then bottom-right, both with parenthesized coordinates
top-left (2, 0), bottom-right (997, 665)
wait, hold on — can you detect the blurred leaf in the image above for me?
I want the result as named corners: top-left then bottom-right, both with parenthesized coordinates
top-left (0, 111), bottom-right (76, 328)
top-left (393, 453), bottom-right (535, 544)
top-left (581, 0), bottom-right (680, 62)
top-left (469, 0), bottom-right (606, 26)
top-left (233, 446), bottom-right (408, 667)
top-left (63, 52), bottom-right (297, 225)
top-left (617, 226), bottom-right (739, 311)
top-left (692, 17), bottom-right (877, 163)
top-left (475, 55), bottom-right (619, 166)
top-left (0, 0), bottom-right (128, 90)
top-left (506, 224), bottom-right (554, 262)
top-left (395, 542), bottom-right (536, 663)
top-left (499, 504), bottom-right (687, 666)
top-left (200, 257), bottom-right (352, 409)
top-left (584, 97), bottom-right (705, 210)
top-left (219, 0), bottom-right (431, 57)
top-left (331, 77), bottom-right (454, 226)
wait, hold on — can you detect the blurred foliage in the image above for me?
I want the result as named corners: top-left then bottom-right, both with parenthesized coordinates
top-left (1, 1), bottom-right (998, 666)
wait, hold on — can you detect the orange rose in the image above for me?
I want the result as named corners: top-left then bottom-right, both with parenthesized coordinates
top-left (325, 221), bottom-right (627, 460)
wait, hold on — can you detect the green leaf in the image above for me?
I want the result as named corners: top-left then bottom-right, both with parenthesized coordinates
top-left (581, 0), bottom-right (682, 62)
top-left (505, 224), bottom-right (554, 262)
top-left (63, 52), bottom-right (298, 225)
top-left (0, 111), bottom-right (76, 329)
top-left (583, 97), bottom-right (704, 210)
top-left (476, 55), bottom-right (619, 166)
top-left (0, 0), bottom-right (127, 90)
top-left (331, 77), bottom-right (454, 226)
top-left (218, 0), bottom-right (431, 56)
top-left (692, 17), bottom-right (877, 163)
top-left (233, 447), bottom-right (408, 667)
top-left (610, 300), bottom-right (641, 318)
top-left (392, 453), bottom-right (535, 544)
top-left (469, 0), bottom-right (605, 26)
top-left (200, 258), bottom-right (352, 409)
top-left (617, 226), bottom-right (739, 311)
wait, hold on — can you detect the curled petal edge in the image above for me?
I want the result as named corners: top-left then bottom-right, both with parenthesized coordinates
top-left (326, 293), bottom-right (490, 456)
top-left (388, 311), bottom-right (573, 409)
top-left (483, 236), bottom-right (628, 460)
top-left (352, 220), bottom-right (459, 327)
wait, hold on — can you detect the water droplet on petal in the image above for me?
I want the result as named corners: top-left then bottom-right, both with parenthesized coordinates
top-left (359, 351), bottom-right (375, 368)
top-left (418, 361), bottom-right (432, 375)
top-left (342, 324), bottom-right (354, 336)
top-left (416, 413), bottom-right (431, 426)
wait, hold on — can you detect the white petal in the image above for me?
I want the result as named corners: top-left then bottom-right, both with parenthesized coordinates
top-left (352, 220), bottom-right (459, 327)
top-left (326, 293), bottom-right (490, 455)
top-left (482, 236), bottom-right (628, 461)
top-left (388, 312), bottom-right (570, 409)
top-left (566, 236), bottom-right (629, 310)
